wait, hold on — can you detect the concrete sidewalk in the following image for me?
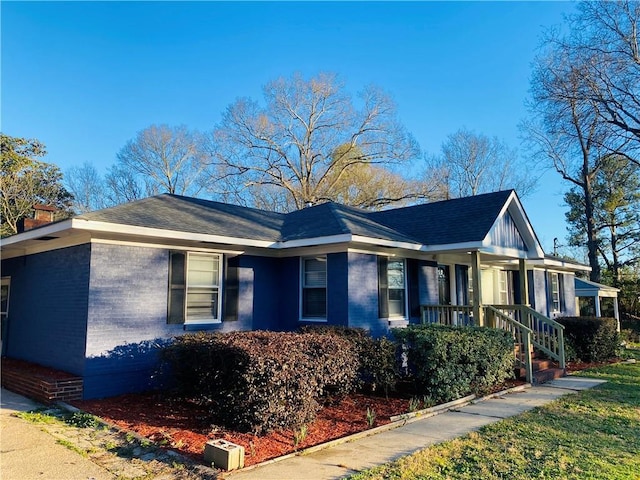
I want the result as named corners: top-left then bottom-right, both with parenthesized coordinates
top-left (0, 388), bottom-right (114, 480)
top-left (225, 377), bottom-right (606, 480)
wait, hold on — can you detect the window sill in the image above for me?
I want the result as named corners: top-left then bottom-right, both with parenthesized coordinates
top-left (299, 318), bottom-right (328, 323)
top-left (387, 318), bottom-right (409, 327)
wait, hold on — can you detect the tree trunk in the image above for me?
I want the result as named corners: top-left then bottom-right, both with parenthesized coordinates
top-left (583, 174), bottom-right (601, 282)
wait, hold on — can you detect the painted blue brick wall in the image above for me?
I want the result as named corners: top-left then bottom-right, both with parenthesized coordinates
top-left (562, 273), bottom-right (577, 316)
top-left (327, 253), bottom-right (349, 326)
top-left (531, 269), bottom-right (548, 316)
top-left (418, 261), bottom-right (439, 306)
top-left (1, 245), bottom-right (90, 375)
top-left (277, 256), bottom-right (301, 331)
top-left (83, 243), bottom-right (260, 399)
top-left (239, 255), bottom-right (279, 330)
top-left (347, 252), bottom-right (388, 337)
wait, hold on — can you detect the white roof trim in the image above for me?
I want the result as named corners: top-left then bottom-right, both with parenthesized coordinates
top-left (71, 219), bottom-right (278, 248)
top-left (529, 257), bottom-right (591, 272)
top-left (0, 219), bottom-right (73, 246)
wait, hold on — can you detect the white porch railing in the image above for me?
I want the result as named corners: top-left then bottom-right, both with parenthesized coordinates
top-left (486, 306), bottom-right (534, 383)
top-left (488, 305), bottom-right (566, 370)
top-left (420, 305), bottom-right (474, 326)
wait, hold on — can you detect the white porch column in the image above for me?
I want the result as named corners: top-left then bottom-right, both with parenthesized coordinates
top-left (613, 297), bottom-right (620, 332)
top-left (595, 294), bottom-right (602, 317)
top-left (471, 251), bottom-right (484, 326)
top-left (519, 259), bottom-right (529, 306)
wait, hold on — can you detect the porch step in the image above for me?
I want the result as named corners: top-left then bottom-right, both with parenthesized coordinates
top-left (532, 367), bottom-right (566, 384)
top-left (517, 364), bottom-right (566, 384)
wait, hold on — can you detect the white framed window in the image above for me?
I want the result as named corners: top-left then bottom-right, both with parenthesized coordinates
top-left (498, 270), bottom-right (515, 305)
top-left (301, 256), bottom-right (327, 320)
top-left (168, 252), bottom-right (223, 324)
top-left (378, 257), bottom-right (407, 319)
top-left (186, 253), bottom-right (222, 323)
top-left (550, 272), bottom-right (561, 312)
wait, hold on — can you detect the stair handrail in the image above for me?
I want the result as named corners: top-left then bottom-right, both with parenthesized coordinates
top-left (519, 305), bottom-right (566, 370)
top-left (486, 306), bottom-right (534, 384)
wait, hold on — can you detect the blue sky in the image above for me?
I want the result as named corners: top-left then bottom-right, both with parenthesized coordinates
top-left (2, 1), bottom-right (579, 254)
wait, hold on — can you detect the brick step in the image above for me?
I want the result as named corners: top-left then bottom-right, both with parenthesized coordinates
top-left (533, 367), bottom-right (565, 384)
top-left (516, 366), bottom-right (565, 384)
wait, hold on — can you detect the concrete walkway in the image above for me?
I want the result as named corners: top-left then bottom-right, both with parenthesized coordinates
top-left (0, 388), bottom-right (114, 480)
top-left (225, 377), bottom-right (606, 480)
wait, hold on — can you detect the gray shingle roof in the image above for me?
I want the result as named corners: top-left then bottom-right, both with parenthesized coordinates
top-left (75, 191), bottom-right (515, 247)
top-left (371, 190), bottom-right (513, 245)
top-left (78, 195), bottom-right (285, 242)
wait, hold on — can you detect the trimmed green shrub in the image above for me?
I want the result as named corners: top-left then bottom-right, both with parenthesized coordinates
top-left (161, 331), bottom-right (359, 434)
top-left (621, 313), bottom-right (640, 343)
top-left (392, 324), bottom-right (515, 403)
top-left (299, 325), bottom-right (398, 394)
top-left (557, 316), bottom-right (620, 362)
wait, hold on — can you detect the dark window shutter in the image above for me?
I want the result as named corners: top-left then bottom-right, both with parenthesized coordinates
top-left (407, 258), bottom-right (420, 318)
top-left (223, 255), bottom-right (240, 321)
top-left (168, 251), bottom-right (186, 324)
top-left (378, 256), bottom-right (389, 318)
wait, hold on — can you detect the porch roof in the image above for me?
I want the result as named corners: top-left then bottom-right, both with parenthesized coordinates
top-left (575, 278), bottom-right (620, 298)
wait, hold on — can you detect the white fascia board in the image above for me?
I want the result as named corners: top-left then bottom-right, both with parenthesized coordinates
top-left (71, 219), bottom-right (277, 248)
top-left (0, 219), bottom-right (74, 246)
top-left (420, 241), bottom-right (484, 253)
top-left (529, 258), bottom-right (591, 272)
top-left (278, 234), bottom-right (353, 249)
top-left (350, 235), bottom-right (424, 251)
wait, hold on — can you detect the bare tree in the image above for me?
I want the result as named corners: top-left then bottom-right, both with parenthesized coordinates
top-left (115, 124), bottom-right (208, 198)
top-left (207, 73), bottom-right (421, 212)
top-left (552, 1), bottom-right (640, 164)
top-left (426, 129), bottom-right (537, 199)
top-left (66, 162), bottom-right (107, 213)
top-left (525, 39), bottom-right (616, 282)
top-left (104, 164), bottom-right (146, 206)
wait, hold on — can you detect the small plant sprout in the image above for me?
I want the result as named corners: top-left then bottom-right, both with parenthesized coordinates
top-left (366, 407), bottom-right (376, 427)
top-left (293, 424), bottom-right (308, 447)
top-left (409, 397), bottom-right (421, 412)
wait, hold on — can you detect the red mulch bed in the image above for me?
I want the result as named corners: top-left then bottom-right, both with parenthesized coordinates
top-left (71, 378), bottom-right (527, 467)
top-left (73, 392), bottom-right (411, 466)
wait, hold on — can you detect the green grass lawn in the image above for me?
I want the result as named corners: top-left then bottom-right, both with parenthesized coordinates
top-left (348, 349), bottom-right (640, 480)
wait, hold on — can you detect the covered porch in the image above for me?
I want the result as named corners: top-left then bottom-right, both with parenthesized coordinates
top-left (574, 277), bottom-right (620, 331)
top-left (418, 249), bottom-right (588, 383)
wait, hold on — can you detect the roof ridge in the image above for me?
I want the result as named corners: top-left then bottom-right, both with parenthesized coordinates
top-left (326, 202), bottom-right (357, 235)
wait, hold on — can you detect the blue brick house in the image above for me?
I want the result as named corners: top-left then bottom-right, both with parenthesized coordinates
top-left (0, 190), bottom-right (589, 399)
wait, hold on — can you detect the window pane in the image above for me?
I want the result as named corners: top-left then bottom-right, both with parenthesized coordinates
top-left (388, 289), bottom-right (405, 317)
top-left (303, 288), bottom-right (326, 317)
top-left (304, 258), bottom-right (326, 287)
top-left (188, 254), bottom-right (220, 286)
top-left (387, 261), bottom-right (405, 288)
top-left (186, 288), bottom-right (219, 321)
top-left (551, 273), bottom-right (560, 311)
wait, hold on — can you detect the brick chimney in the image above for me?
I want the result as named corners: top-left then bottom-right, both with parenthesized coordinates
top-left (18, 204), bottom-right (57, 232)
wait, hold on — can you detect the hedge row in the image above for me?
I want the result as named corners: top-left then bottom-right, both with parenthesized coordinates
top-left (299, 325), bottom-right (398, 395)
top-left (161, 331), bottom-right (358, 434)
top-left (392, 324), bottom-right (515, 403)
top-left (557, 316), bottom-right (620, 362)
